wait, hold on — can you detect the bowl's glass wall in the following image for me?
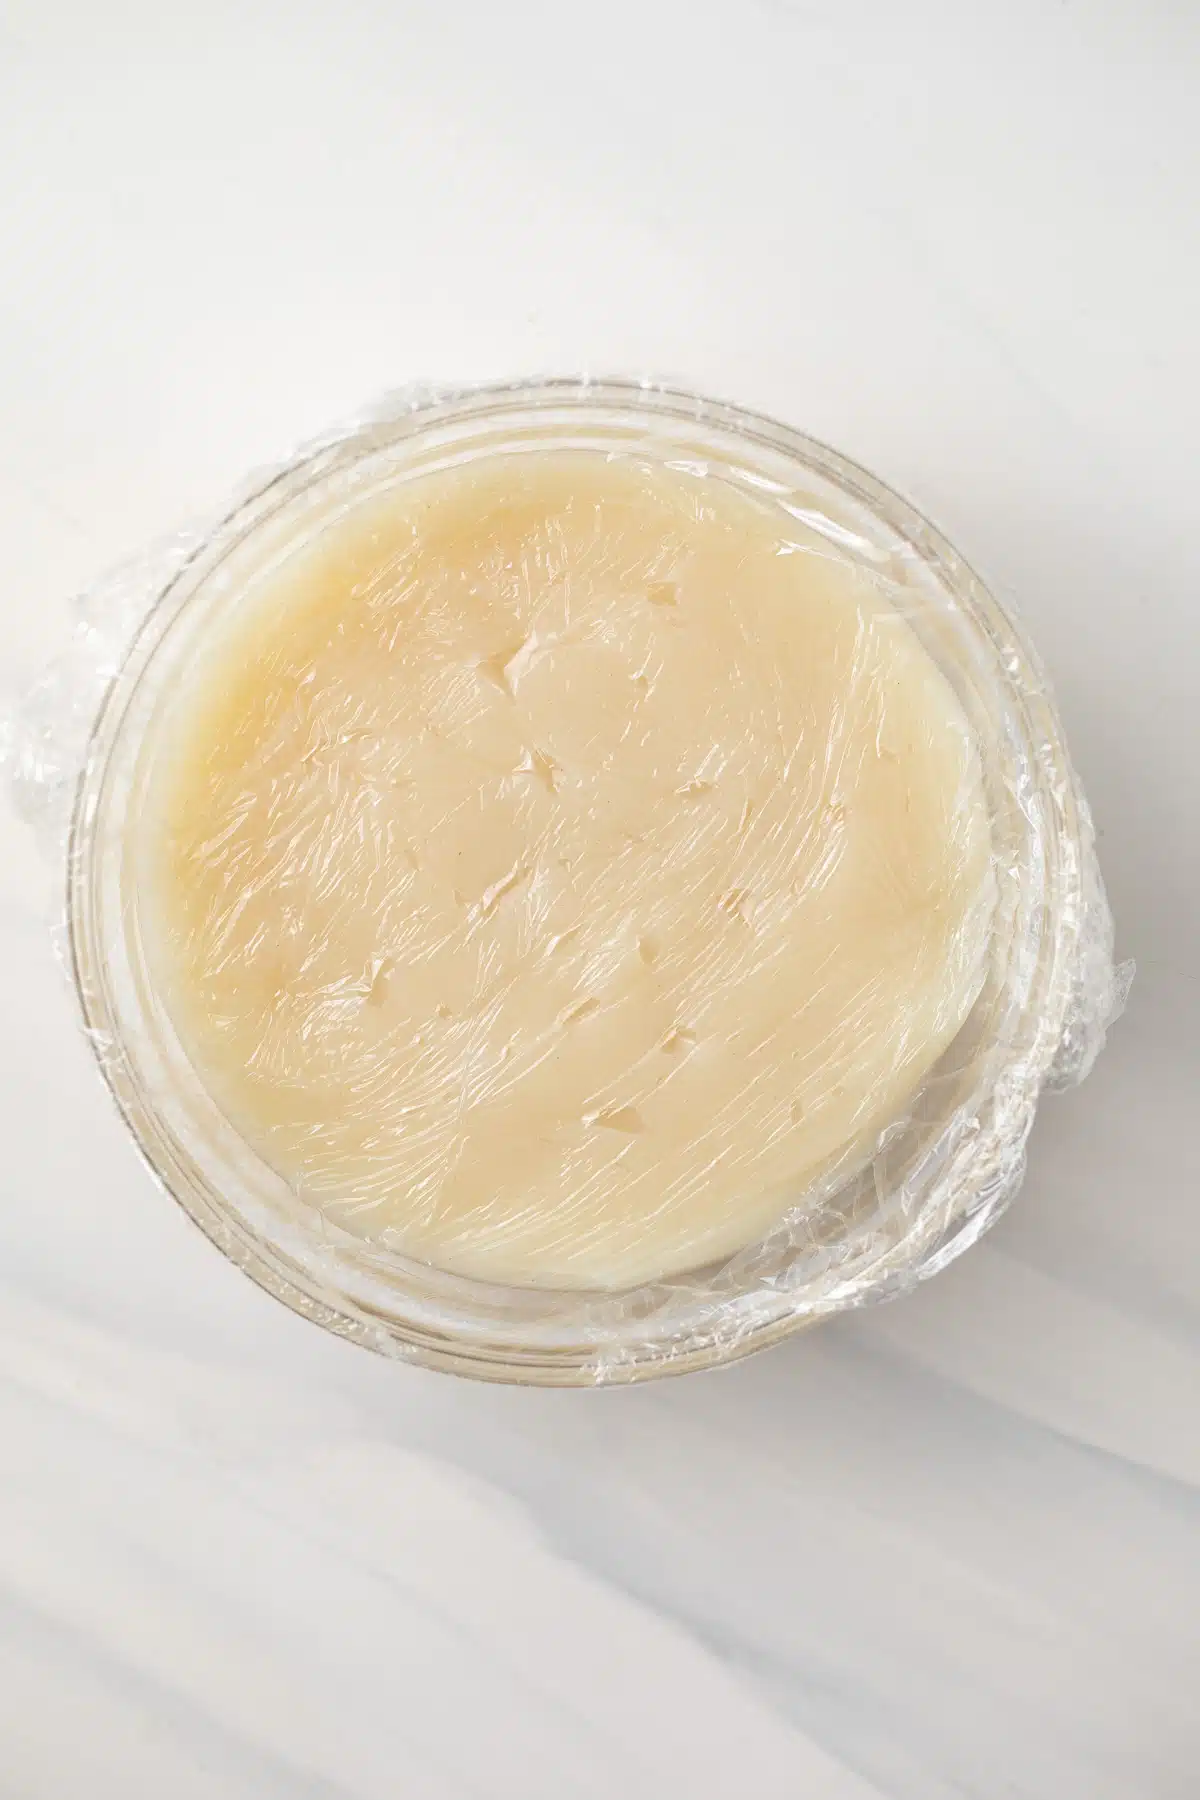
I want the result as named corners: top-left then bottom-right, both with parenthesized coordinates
top-left (67, 381), bottom-right (1085, 1383)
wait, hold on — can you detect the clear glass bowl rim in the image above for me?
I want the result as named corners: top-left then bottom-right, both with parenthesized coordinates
top-left (66, 376), bottom-right (1086, 1385)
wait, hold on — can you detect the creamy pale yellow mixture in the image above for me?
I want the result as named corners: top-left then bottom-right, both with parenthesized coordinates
top-left (143, 453), bottom-right (992, 1288)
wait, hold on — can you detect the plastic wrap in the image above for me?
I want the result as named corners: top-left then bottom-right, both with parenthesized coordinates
top-left (3, 379), bottom-right (1130, 1384)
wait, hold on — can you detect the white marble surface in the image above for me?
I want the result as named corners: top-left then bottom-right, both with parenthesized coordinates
top-left (0, 3), bottom-right (1197, 1795)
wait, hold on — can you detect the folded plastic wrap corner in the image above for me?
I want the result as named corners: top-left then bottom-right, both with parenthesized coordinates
top-left (5, 380), bottom-right (1130, 1384)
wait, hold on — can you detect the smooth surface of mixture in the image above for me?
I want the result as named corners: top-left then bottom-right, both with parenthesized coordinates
top-left (143, 453), bottom-right (992, 1287)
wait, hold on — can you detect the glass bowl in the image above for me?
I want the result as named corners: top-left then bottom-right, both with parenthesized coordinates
top-left (65, 378), bottom-right (1113, 1384)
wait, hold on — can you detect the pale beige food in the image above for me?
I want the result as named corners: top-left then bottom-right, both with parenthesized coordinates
top-left (142, 453), bottom-right (993, 1288)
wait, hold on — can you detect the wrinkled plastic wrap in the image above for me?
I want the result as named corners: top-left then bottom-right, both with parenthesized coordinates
top-left (3, 380), bottom-right (1130, 1383)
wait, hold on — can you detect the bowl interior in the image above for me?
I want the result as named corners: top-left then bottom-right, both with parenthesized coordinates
top-left (67, 379), bottom-right (1081, 1383)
